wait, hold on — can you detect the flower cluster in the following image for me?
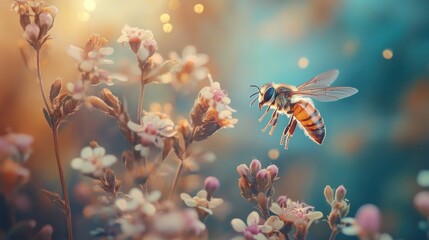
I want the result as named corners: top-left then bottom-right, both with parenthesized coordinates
top-left (180, 176), bottom-right (223, 220)
top-left (270, 196), bottom-right (323, 239)
top-left (114, 188), bottom-right (206, 239)
top-left (324, 185), bottom-right (350, 236)
top-left (231, 211), bottom-right (284, 240)
top-left (237, 159), bottom-right (278, 205)
top-left (191, 75), bottom-right (238, 141)
top-left (0, 132), bottom-right (33, 162)
top-left (68, 34), bottom-right (127, 96)
top-left (13, 0), bottom-right (58, 50)
top-left (71, 143), bottom-right (117, 177)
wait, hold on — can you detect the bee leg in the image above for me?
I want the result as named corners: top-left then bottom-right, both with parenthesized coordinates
top-left (269, 111), bottom-right (280, 135)
top-left (262, 110), bottom-right (277, 132)
top-left (284, 119), bottom-right (298, 150)
top-left (258, 107), bottom-right (271, 122)
top-left (280, 117), bottom-right (293, 145)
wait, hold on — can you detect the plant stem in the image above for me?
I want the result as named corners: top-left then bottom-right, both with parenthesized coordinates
top-left (169, 160), bottom-right (184, 199)
top-left (36, 50), bottom-right (51, 114)
top-left (329, 229), bottom-right (338, 240)
top-left (36, 49), bottom-right (73, 240)
top-left (137, 70), bottom-right (146, 167)
top-left (53, 125), bottom-right (73, 240)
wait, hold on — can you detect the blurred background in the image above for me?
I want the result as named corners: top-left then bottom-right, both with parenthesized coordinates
top-left (1, 0), bottom-right (429, 239)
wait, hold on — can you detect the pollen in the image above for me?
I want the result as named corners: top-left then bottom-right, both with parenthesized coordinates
top-left (268, 148), bottom-right (280, 160)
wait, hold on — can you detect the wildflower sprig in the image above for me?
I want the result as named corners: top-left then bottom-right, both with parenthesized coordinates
top-left (324, 185), bottom-right (350, 239)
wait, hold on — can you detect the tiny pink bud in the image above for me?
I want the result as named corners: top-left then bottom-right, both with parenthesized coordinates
top-left (414, 191), bottom-right (429, 217)
top-left (256, 169), bottom-right (271, 187)
top-left (204, 176), bottom-right (220, 194)
top-left (324, 185), bottom-right (334, 204)
top-left (277, 195), bottom-right (288, 208)
top-left (250, 159), bottom-right (261, 175)
top-left (355, 204), bottom-right (381, 235)
top-left (335, 185), bottom-right (346, 202)
top-left (236, 164), bottom-right (250, 178)
top-left (39, 12), bottom-right (53, 29)
top-left (266, 165), bottom-right (278, 179)
top-left (23, 24), bottom-right (40, 43)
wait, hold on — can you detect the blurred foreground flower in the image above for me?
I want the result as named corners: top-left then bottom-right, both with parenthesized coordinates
top-left (71, 145), bottom-right (117, 177)
top-left (0, 132), bottom-right (33, 162)
top-left (0, 158), bottom-right (30, 197)
top-left (340, 204), bottom-right (393, 240)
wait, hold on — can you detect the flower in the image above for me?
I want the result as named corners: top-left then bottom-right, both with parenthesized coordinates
top-left (66, 80), bottom-right (89, 100)
top-left (117, 25), bottom-right (157, 61)
top-left (70, 146), bottom-right (117, 177)
top-left (115, 188), bottom-right (161, 216)
top-left (0, 159), bottom-right (30, 196)
top-left (324, 185), bottom-right (350, 232)
top-left (127, 112), bottom-right (176, 151)
top-left (414, 191), bottom-right (429, 217)
top-left (180, 189), bottom-right (223, 215)
top-left (270, 200), bottom-right (323, 222)
top-left (341, 204), bottom-right (381, 237)
top-left (0, 132), bottom-right (33, 162)
top-left (166, 45), bottom-right (209, 92)
top-left (68, 34), bottom-right (126, 85)
top-left (153, 209), bottom-right (206, 236)
top-left (231, 211), bottom-right (267, 240)
top-left (260, 216), bottom-right (284, 236)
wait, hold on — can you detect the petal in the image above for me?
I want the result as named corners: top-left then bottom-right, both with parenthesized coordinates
top-left (137, 48), bottom-right (149, 61)
top-left (100, 47), bottom-right (114, 55)
top-left (129, 188), bottom-right (144, 201)
top-left (184, 199), bottom-right (198, 207)
top-left (231, 219), bottom-right (246, 233)
top-left (341, 225), bottom-right (359, 236)
top-left (142, 203), bottom-right (156, 216)
top-left (147, 191), bottom-right (161, 202)
top-left (182, 45), bottom-right (196, 57)
top-left (254, 233), bottom-right (268, 240)
top-left (70, 158), bottom-right (83, 169)
top-left (127, 121), bottom-right (142, 132)
top-left (195, 54), bottom-right (209, 66)
top-left (93, 147), bottom-right (106, 157)
top-left (67, 45), bottom-right (83, 61)
top-left (193, 67), bottom-right (209, 81)
top-left (196, 190), bottom-right (208, 199)
top-left (247, 211), bottom-right (259, 226)
top-left (116, 35), bottom-right (129, 44)
top-left (180, 193), bottom-right (192, 201)
top-left (80, 146), bottom-right (93, 158)
top-left (197, 206), bottom-right (213, 215)
top-left (260, 225), bottom-right (273, 234)
top-left (307, 211), bottom-right (323, 220)
top-left (80, 161), bottom-right (96, 174)
top-left (208, 198), bottom-right (224, 208)
top-left (269, 203), bottom-right (283, 215)
top-left (101, 155), bottom-right (117, 167)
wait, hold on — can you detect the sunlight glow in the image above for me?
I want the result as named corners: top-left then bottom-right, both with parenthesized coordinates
top-left (78, 11), bottom-right (90, 22)
top-left (383, 49), bottom-right (393, 60)
top-left (83, 0), bottom-right (96, 12)
top-left (298, 57), bottom-right (309, 69)
top-left (194, 3), bottom-right (204, 14)
top-left (163, 23), bottom-right (173, 33)
top-left (268, 149), bottom-right (280, 160)
top-left (160, 13), bottom-right (170, 23)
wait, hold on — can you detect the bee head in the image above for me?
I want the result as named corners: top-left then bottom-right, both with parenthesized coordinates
top-left (249, 83), bottom-right (276, 110)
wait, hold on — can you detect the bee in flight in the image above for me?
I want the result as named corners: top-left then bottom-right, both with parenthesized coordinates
top-left (249, 69), bottom-right (358, 149)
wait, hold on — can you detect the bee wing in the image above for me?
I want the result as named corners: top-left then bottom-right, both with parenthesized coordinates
top-left (297, 69), bottom-right (339, 90)
top-left (291, 87), bottom-right (358, 102)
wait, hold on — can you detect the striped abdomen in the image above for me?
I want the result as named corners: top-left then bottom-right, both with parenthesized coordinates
top-left (291, 100), bottom-right (325, 144)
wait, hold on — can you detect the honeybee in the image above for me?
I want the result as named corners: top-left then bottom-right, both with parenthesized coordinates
top-left (250, 69), bottom-right (358, 149)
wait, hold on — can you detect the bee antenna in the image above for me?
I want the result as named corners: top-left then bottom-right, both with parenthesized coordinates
top-left (250, 96), bottom-right (259, 106)
top-left (249, 92), bottom-right (259, 98)
top-left (249, 84), bottom-right (261, 93)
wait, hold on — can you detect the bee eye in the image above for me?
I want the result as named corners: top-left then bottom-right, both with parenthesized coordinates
top-left (264, 87), bottom-right (275, 102)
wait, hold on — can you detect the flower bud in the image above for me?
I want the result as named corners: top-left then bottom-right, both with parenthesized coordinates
top-left (23, 24), bottom-right (40, 44)
top-left (236, 164), bottom-right (250, 178)
top-left (355, 204), bottom-right (381, 235)
top-left (39, 12), bottom-right (53, 29)
top-left (204, 176), bottom-right (220, 195)
top-left (144, 39), bottom-right (158, 58)
top-left (335, 185), bottom-right (346, 202)
top-left (100, 88), bottom-right (119, 109)
top-left (277, 195), bottom-right (288, 208)
top-left (324, 185), bottom-right (333, 204)
top-left (128, 34), bottom-right (141, 54)
top-left (45, 6), bottom-right (59, 18)
top-left (266, 164), bottom-right (278, 179)
top-left (414, 191), bottom-right (429, 217)
top-left (249, 159), bottom-right (261, 175)
top-left (256, 169), bottom-right (270, 188)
